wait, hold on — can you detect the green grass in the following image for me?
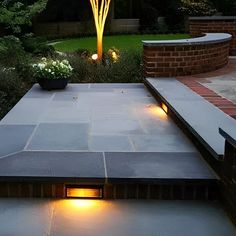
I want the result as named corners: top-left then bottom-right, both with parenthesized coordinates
top-left (53, 34), bottom-right (189, 52)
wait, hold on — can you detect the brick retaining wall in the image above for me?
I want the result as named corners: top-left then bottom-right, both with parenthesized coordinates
top-left (189, 16), bottom-right (236, 56)
top-left (143, 33), bottom-right (231, 77)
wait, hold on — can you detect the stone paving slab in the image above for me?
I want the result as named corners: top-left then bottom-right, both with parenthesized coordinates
top-left (105, 152), bottom-right (216, 181)
top-left (0, 151), bottom-right (105, 180)
top-left (146, 78), bottom-right (236, 159)
top-left (0, 125), bottom-right (35, 157)
top-left (27, 123), bottom-right (89, 151)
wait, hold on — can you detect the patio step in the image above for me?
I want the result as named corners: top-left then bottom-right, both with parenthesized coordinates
top-left (0, 150), bottom-right (218, 199)
top-left (145, 77), bottom-right (236, 160)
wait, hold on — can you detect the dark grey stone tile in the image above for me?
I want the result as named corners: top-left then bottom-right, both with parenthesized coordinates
top-left (105, 152), bottom-right (216, 180)
top-left (27, 123), bottom-right (89, 151)
top-left (0, 151), bottom-right (105, 178)
top-left (0, 125), bottom-right (35, 157)
top-left (89, 135), bottom-right (133, 152)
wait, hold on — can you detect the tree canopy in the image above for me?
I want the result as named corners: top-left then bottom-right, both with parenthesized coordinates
top-left (0, 0), bottom-right (48, 33)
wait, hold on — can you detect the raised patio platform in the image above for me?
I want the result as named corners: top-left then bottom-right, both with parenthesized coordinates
top-left (0, 83), bottom-right (217, 198)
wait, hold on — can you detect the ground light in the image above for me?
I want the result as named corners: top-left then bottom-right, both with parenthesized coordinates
top-left (161, 103), bottom-right (168, 114)
top-left (91, 53), bottom-right (98, 61)
top-left (66, 185), bottom-right (103, 199)
top-left (147, 104), bottom-right (168, 120)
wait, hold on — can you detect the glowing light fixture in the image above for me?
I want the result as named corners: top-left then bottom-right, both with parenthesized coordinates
top-left (66, 185), bottom-right (103, 199)
top-left (161, 103), bottom-right (168, 114)
top-left (91, 53), bottom-right (98, 61)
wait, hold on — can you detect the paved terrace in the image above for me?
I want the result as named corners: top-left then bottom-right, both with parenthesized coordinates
top-left (0, 83), bottom-right (215, 182)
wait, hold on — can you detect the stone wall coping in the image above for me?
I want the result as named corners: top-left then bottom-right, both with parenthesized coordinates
top-left (142, 33), bottom-right (232, 46)
top-left (219, 128), bottom-right (236, 148)
top-left (189, 16), bottom-right (236, 21)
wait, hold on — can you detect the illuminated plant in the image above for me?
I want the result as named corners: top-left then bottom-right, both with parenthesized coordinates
top-left (89, 0), bottom-right (111, 61)
top-left (179, 0), bottom-right (216, 16)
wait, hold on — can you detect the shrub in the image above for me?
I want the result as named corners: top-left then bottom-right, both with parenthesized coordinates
top-left (21, 34), bottom-right (55, 56)
top-left (0, 35), bottom-right (25, 67)
top-left (179, 0), bottom-right (217, 16)
top-left (68, 50), bottom-right (142, 83)
top-left (0, 66), bottom-right (30, 119)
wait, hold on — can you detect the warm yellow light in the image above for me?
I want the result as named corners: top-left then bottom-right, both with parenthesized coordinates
top-left (91, 53), bottom-right (98, 61)
top-left (68, 199), bottom-right (97, 209)
top-left (89, 0), bottom-right (112, 60)
top-left (147, 104), bottom-right (167, 119)
top-left (66, 187), bottom-right (103, 199)
top-left (161, 103), bottom-right (168, 114)
top-left (112, 51), bottom-right (118, 62)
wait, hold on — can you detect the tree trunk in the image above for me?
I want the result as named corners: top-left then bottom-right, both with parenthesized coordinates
top-left (97, 31), bottom-right (103, 60)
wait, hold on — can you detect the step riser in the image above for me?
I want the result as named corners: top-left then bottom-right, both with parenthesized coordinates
top-left (0, 182), bottom-right (219, 200)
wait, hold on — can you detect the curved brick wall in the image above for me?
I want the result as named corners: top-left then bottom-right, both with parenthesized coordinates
top-left (189, 16), bottom-right (236, 56)
top-left (143, 33), bottom-right (231, 77)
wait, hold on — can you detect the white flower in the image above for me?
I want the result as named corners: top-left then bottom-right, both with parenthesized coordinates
top-left (38, 63), bottom-right (45, 70)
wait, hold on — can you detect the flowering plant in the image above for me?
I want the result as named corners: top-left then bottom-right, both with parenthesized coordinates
top-left (179, 0), bottom-right (217, 16)
top-left (33, 57), bottom-right (73, 79)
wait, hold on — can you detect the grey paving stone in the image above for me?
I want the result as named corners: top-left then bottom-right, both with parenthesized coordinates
top-left (146, 77), bottom-right (202, 101)
top-left (40, 105), bottom-right (90, 123)
top-left (50, 200), bottom-right (236, 236)
top-left (90, 83), bottom-right (144, 88)
top-left (146, 78), bottom-right (236, 157)
top-left (0, 151), bottom-right (105, 178)
top-left (1, 98), bottom-right (50, 124)
top-left (54, 83), bottom-right (90, 92)
top-left (0, 199), bottom-right (53, 236)
top-left (203, 79), bottom-right (236, 103)
top-left (140, 118), bottom-right (182, 135)
top-left (105, 152), bottom-right (216, 180)
top-left (23, 84), bottom-right (54, 99)
top-left (27, 123), bottom-right (89, 151)
top-left (90, 105), bottom-right (135, 121)
top-left (113, 88), bottom-right (151, 97)
top-left (130, 134), bottom-right (197, 152)
top-left (0, 125), bottom-right (35, 157)
top-left (91, 118), bottom-right (145, 135)
top-left (53, 92), bottom-right (80, 101)
top-left (89, 135), bottom-right (134, 152)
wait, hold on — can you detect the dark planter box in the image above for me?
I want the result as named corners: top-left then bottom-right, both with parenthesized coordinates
top-left (37, 78), bottom-right (68, 90)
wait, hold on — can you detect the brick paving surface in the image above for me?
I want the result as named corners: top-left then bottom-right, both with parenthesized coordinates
top-left (178, 58), bottom-right (236, 119)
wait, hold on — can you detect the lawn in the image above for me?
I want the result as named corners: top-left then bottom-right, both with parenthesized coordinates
top-left (53, 34), bottom-right (189, 52)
